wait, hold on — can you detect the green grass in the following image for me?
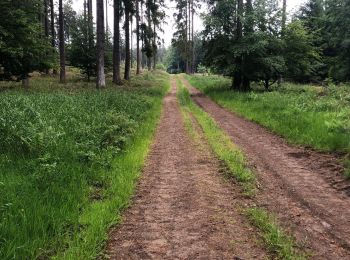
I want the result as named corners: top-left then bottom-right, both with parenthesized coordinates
top-left (176, 77), bottom-right (255, 196)
top-left (246, 208), bottom-right (307, 260)
top-left (176, 76), bottom-right (307, 259)
top-left (185, 74), bottom-right (350, 175)
top-left (0, 71), bottom-right (169, 259)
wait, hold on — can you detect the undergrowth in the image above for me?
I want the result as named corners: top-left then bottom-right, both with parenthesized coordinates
top-left (185, 74), bottom-right (350, 175)
top-left (0, 71), bottom-right (169, 259)
top-left (177, 76), bottom-right (307, 259)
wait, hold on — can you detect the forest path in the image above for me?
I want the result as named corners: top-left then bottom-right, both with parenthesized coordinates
top-left (106, 77), bottom-right (268, 259)
top-left (181, 76), bottom-right (350, 259)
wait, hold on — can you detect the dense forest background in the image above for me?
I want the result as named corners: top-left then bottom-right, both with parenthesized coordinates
top-left (1, 0), bottom-right (349, 91)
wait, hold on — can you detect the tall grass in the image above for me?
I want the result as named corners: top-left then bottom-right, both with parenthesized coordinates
top-left (0, 71), bottom-right (169, 259)
top-left (185, 74), bottom-right (350, 175)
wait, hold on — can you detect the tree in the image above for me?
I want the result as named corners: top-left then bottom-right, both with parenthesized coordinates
top-left (96, 0), bottom-right (106, 88)
top-left (136, 0), bottom-right (141, 74)
top-left (283, 20), bottom-right (321, 82)
top-left (0, 0), bottom-right (53, 87)
top-left (171, 0), bottom-right (190, 73)
top-left (49, 0), bottom-right (57, 74)
top-left (124, 0), bottom-right (132, 80)
top-left (282, 0), bottom-right (287, 34)
top-left (113, 0), bottom-right (122, 84)
top-left (202, 0), bottom-right (284, 91)
top-left (70, 13), bottom-right (96, 81)
top-left (324, 0), bottom-right (350, 81)
top-left (59, 0), bottom-right (66, 83)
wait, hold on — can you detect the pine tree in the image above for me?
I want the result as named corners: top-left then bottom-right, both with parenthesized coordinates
top-left (59, 0), bottom-right (66, 83)
top-left (124, 0), bottom-right (131, 80)
top-left (96, 0), bottom-right (106, 88)
top-left (113, 0), bottom-right (122, 84)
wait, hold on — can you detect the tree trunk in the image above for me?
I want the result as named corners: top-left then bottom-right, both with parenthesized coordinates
top-left (191, 0), bottom-right (194, 74)
top-left (141, 0), bottom-right (145, 70)
top-left (113, 0), bottom-right (122, 84)
top-left (131, 14), bottom-right (134, 70)
top-left (264, 79), bottom-right (270, 91)
top-left (59, 0), bottom-right (65, 83)
top-left (106, 0), bottom-right (109, 35)
top-left (282, 0), bottom-right (287, 35)
top-left (153, 19), bottom-right (156, 70)
top-left (124, 4), bottom-right (131, 80)
top-left (22, 76), bottom-right (29, 89)
top-left (87, 0), bottom-right (94, 79)
top-left (188, 0), bottom-right (191, 73)
top-left (279, 0), bottom-right (287, 86)
top-left (96, 0), bottom-right (106, 88)
top-left (44, 0), bottom-right (49, 74)
top-left (136, 0), bottom-right (141, 74)
top-left (233, 0), bottom-right (243, 90)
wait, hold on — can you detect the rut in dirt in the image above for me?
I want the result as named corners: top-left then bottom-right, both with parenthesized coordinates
top-left (181, 76), bottom-right (350, 259)
top-left (106, 78), bottom-right (269, 259)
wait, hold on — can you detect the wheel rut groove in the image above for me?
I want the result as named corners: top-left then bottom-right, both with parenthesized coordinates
top-left (181, 77), bottom-right (350, 259)
top-left (106, 78), bottom-right (268, 259)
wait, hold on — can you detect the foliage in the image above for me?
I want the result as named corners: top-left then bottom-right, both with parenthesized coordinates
top-left (69, 14), bottom-right (96, 80)
top-left (297, 0), bottom-right (350, 82)
top-left (283, 20), bottom-right (321, 82)
top-left (186, 74), bottom-right (350, 155)
top-left (0, 0), bottom-right (54, 81)
top-left (0, 71), bottom-right (169, 259)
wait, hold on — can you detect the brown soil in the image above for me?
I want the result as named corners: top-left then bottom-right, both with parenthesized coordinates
top-left (182, 77), bottom-right (350, 259)
top-left (106, 78), bottom-right (269, 259)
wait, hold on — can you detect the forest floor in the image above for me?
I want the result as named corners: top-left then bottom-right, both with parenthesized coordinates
top-left (106, 75), bottom-right (350, 259)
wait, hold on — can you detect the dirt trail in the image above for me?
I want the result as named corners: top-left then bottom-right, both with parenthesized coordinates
top-left (107, 78), bottom-right (268, 259)
top-left (182, 77), bottom-right (350, 259)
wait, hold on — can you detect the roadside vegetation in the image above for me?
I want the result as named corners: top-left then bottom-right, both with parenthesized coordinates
top-left (176, 77), bottom-right (306, 259)
top-left (185, 74), bottom-right (350, 176)
top-left (177, 78), bottom-right (256, 196)
top-left (0, 71), bottom-right (169, 259)
top-left (246, 208), bottom-right (307, 260)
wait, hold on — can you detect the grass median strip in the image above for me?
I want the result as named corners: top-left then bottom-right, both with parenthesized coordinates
top-left (176, 77), bottom-right (255, 196)
top-left (176, 76), bottom-right (307, 259)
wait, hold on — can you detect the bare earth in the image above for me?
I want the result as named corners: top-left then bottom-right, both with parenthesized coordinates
top-left (107, 78), bottom-right (269, 259)
top-left (182, 77), bottom-right (350, 259)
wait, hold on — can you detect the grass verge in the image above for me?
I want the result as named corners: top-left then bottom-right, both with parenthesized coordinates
top-left (176, 76), bottom-right (306, 259)
top-left (0, 71), bottom-right (169, 259)
top-left (185, 74), bottom-right (350, 175)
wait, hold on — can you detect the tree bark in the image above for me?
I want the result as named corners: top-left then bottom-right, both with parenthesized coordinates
top-left (106, 0), bottom-right (109, 35)
top-left (124, 3), bottom-right (131, 80)
top-left (22, 76), bottom-right (29, 89)
top-left (44, 0), bottom-right (49, 74)
top-left (185, 0), bottom-right (189, 73)
top-left (59, 0), bottom-right (65, 83)
top-left (113, 0), bottom-right (122, 84)
top-left (153, 17), bottom-right (156, 70)
top-left (136, 0), bottom-right (141, 74)
top-left (233, 0), bottom-right (243, 90)
top-left (96, 0), bottom-right (106, 88)
top-left (131, 14), bottom-right (134, 70)
top-left (191, 0), bottom-right (194, 73)
top-left (282, 0), bottom-right (287, 35)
